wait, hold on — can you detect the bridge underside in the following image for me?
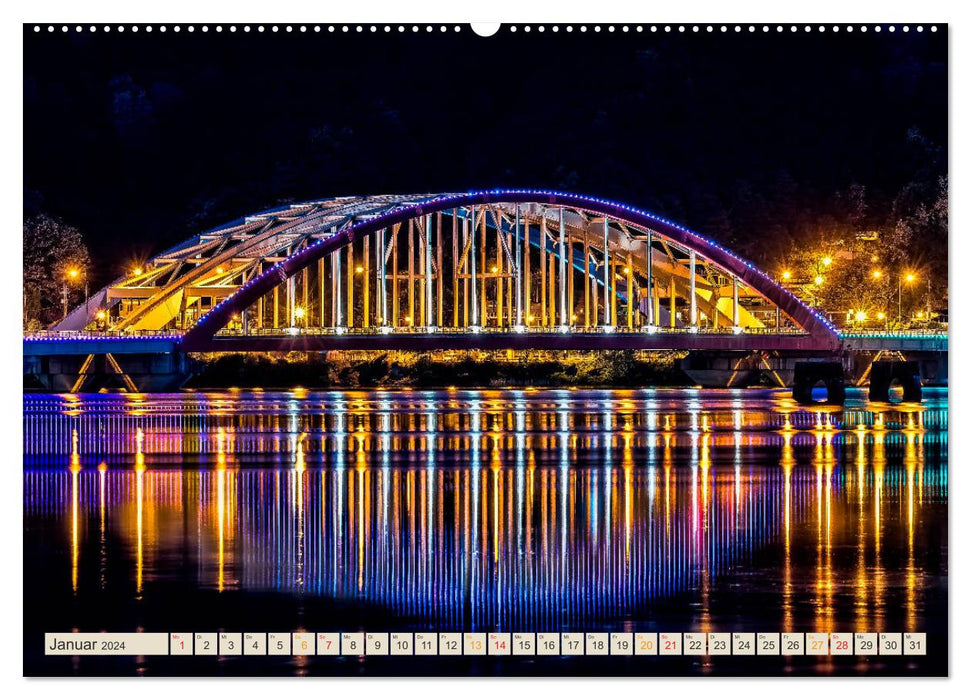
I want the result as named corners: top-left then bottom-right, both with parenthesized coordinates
top-left (23, 335), bottom-right (946, 393)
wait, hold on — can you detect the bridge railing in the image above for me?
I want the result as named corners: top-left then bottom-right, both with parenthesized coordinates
top-left (211, 325), bottom-right (813, 337)
top-left (35, 326), bottom-right (946, 342)
top-left (24, 330), bottom-right (183, 340)
top-left (839, 329), bottom-right (948, 339)
top-left (25, 326), bottom-right (821, 340)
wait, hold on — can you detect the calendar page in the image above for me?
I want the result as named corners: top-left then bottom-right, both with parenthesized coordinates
top-left (22, 17), bottom-right (948, 678)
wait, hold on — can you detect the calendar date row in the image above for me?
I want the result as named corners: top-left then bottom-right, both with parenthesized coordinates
top-left (47, 631), bottom-right (926, 657)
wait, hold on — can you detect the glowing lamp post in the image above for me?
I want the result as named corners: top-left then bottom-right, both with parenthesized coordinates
top-left (807, 275), bottom-right (824, 308)
top-left (899, 272), bottom-right (916, 322)
top-left (62, 267), bottom-right (87, 320)
top-left (872, 269), bottom-right (917, 323)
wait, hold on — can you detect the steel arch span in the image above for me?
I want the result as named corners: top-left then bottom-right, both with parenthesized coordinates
top-left (57, 189), bottom-right (840, 353)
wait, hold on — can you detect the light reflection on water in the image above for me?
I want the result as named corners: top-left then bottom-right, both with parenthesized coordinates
top-left (24, 388), bottom-right (947, 634)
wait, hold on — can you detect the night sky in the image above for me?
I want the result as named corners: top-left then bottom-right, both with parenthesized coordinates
top-left (24, 25), bottom-right (947, 287)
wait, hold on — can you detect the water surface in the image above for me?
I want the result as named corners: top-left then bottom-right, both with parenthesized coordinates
top-left (23, 388), bottom-right (948, 675)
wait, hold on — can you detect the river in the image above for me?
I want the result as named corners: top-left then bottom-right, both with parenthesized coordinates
top-left (23, 387), bottom-right (948, 675)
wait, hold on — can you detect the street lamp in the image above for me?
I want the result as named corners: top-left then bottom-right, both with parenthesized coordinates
top-left (62, 267), bottom-right (88, 320)
top-left (872, 270), bottom-right (918, 323)
top-left (806, 275), bottom-right (825, 308)
top-left (899, 272), bottom-right (917, 322)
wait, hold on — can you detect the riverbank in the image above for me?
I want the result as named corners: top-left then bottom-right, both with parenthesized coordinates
top-left (184, 350), bottom-right (693, 389)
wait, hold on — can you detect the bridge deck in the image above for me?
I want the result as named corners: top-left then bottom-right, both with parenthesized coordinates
top-left (23, 330), bottom-right (945, 356)
top-left (23, 336), bottom-right (180, 356)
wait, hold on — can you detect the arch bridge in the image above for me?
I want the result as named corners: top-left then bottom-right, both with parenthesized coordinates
top-left (29, 190), bottom-right (949, 395)
top-left (50, 189), bottom-right (840, 355)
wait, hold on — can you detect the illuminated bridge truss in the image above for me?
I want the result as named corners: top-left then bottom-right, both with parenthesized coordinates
top-left (55, 190), bottom-right (839, 350)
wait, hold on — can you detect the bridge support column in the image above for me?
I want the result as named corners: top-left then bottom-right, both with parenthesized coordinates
top-left (524, 220), bottom-right (532, 326)
top-left (495, 216), bottom-right (504, 327)
top-left (287, 275), bottom-right (295, 327)
top-left (347, 237), bottom-right (355, 327)
top-left (392, 224), bottom-right (399, 327)
top-left (437, 212), bottom-right (444, 327)
top-left (602, 216), bottom-right (611, 327)
top-left (689, 251), bottom-right (697, 330)
top-left (868, 360), bottom-right (922, 403)
top-left (470, 206), bottom-right (479, 328)
top-left (319, 257), bottom-right (326, 328)
top-left (363, 235), bottom-right (370, 328)
top-left (273, 286), bottom-right (279, 328)
top-left (669, 278), bottom-right (676, 328)
top-left (645, 231), bottom-right (654, 328)
top-left (407, 220), bottom-right (415, 327)
top-left (581, 233), bottom-right (588, 326)
top-left (732, 276), bottom-right (739, 331)
top-left (378, 228), bottom-right (387, 327)
top-left (424, 214), bottom-right (433, 328)
top-left (568, 228), bottom-right (575, 324)
top-left (792, 361), bottom-right (846, 405)
top-left (513, 205), bottom-right (522, 327)
top-left (559, 207), bottom-right (567, 327)
top-left (548, 235), bottom-right (556, 327)
top-left (332, 243), bottom-right (342, 328)
top-left (479, 211), bottom-right (486, 327)
top-left (453, 213), bottom-right (461, 328)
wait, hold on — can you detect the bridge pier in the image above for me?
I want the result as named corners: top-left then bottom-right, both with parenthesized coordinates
top-left (845, 349), bottom-right (947, 388)
top-left (868, 360), bottom-right (922, 403)
top-left (792, 361), bottom-right (846, 405)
